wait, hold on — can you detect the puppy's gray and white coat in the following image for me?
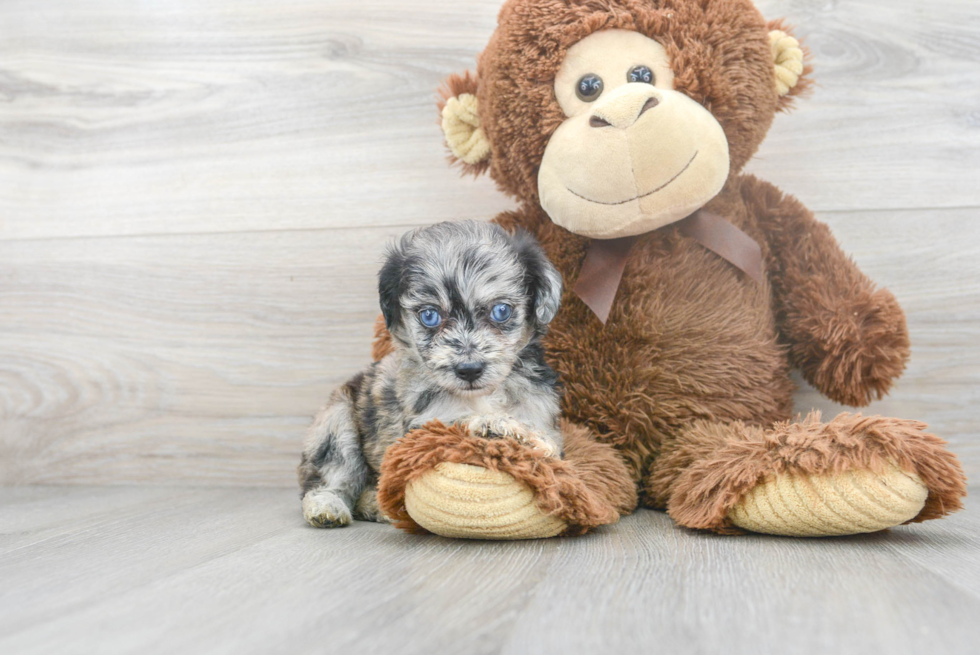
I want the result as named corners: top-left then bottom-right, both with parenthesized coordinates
top-left (298, 220), bottom-right (564, 528)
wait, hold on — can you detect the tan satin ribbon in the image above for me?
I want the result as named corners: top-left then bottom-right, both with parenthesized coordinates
top-left (573, 209), bottom-right (764, 324)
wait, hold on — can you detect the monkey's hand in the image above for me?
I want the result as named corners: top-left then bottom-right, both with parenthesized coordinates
top-left (791, 288), bottom-right (910, 407)
top-left (465, 416), bottom-right (559, 458)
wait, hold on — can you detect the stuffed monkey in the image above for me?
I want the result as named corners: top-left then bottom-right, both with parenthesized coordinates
top-left (376, 0), bottom-right (966, 538)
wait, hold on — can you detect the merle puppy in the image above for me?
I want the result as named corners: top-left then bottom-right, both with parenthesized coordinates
top-left (298, 220), bottom-right (565, 528)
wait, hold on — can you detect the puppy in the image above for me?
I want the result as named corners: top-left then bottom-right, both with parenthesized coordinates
top-left (298, 220), bottom-right (565, 528)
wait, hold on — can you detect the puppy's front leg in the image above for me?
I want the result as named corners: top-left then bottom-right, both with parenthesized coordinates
top-left (465, 416), bottom-right (560, 458)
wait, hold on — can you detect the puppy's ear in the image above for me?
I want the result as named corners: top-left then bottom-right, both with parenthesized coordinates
top-left (512, 229), bottom-right (563, 325)
top-left (378, 239), bottom-right (408, 330)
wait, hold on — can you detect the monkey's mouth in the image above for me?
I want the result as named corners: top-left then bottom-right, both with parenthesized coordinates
top-left (566, 150), bottom-right (698, 206)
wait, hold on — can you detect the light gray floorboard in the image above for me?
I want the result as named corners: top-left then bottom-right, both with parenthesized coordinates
top-left (1, 486), bottom-right (978, 655)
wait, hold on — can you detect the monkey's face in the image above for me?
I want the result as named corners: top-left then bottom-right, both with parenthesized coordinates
top-left (537, 29), bottom-right (730, 239)
top-left (439, 0), bottom-right (809, 233)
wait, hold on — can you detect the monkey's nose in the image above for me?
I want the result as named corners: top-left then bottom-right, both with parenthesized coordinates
top-left (637, 96), bottom-right (659, 118)
top-left (590, 90), bottom-right (660, 129)
top-left (454, 361), bottom-right (485, 382)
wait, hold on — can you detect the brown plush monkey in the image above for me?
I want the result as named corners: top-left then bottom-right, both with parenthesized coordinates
top-left (376, 0), bottom-right (967, 538)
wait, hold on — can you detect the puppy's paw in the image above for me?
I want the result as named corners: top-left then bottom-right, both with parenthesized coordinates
top-left (302, 488), bottom-right (353, 528)
top-left (466, 416), bottom-right (559, 458)
top-left (467, 415), bottom-right (532, 440)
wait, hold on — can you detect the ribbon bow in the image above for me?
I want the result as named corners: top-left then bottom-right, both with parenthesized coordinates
top-left (573, 209), bottom-right (764, 323)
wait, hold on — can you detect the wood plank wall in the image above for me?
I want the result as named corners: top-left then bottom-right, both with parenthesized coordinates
top-left (1, 0), bottom-right (978, 486)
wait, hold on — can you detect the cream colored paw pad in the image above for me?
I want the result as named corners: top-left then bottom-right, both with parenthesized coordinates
top-left (728, 462), bottom-right (928, 537)
top-left (404, 462), bottom-right (567, 540)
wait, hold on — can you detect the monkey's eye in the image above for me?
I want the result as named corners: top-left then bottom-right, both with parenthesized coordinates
top-left (418, 308), bottom-right (442, 328)
top-left (575, 74), bottom-right (604, 102)
top-left (490, 303), bottom-right (513, 323)
top-left (627, 65), bottom-right (655, 85)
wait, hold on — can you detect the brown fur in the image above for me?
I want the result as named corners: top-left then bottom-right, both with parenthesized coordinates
top-left (460, 0), bottom-right (808, 204)
top-left (740, 176), bottom-right (911, 407)
top-left (376, 0), bottom-right (966, 534)
top-left (371, 314), bottom-right (395, 362)
top-left (496, 183), bottom-right (799, 488)
top-left (648, 412), bottom-right (967, 533)
top-left (377, 419), bottom-right (638, 536)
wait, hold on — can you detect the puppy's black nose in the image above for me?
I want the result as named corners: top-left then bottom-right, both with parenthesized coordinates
top-left (454, 361), bottom-right (485, 382)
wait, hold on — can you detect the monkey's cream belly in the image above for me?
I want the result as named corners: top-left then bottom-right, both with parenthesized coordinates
top-left (404, 462), bottom-right (566, 539)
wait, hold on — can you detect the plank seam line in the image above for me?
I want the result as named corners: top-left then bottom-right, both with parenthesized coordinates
top-left (3, 204), bottom-right (979, 244)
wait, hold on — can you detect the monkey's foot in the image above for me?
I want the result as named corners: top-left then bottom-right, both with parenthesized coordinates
top-left (727, 462), bottom-right (928, 537)
top-left (405, 462), bottom-right (566, 539)
top-left (378, 420), bottom-right (637, 540)
top-left (648, 412), bottom-right (966, 537)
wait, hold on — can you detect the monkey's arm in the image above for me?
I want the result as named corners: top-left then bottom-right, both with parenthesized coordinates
top-left (741, 175), bottom-right (909, 407)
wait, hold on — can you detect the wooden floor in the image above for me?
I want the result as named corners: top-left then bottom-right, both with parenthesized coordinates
top-left (1, 485), bottom-right (978, 655)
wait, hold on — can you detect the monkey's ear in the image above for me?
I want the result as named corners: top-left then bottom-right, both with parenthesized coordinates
top-left (438, 71), bottom-right (491, 175)
top-left (767, 20), bottom-right (813, 111)
top-left (511, 229), bottom-right (563, 326)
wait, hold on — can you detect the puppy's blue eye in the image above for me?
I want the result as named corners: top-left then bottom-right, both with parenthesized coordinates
top-left (490, 303), bottom-right (513, 323)
top-left (418, 308), bottom-right (442, 328)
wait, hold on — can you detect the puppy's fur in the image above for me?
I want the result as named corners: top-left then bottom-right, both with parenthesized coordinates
top-left (298, 220), bottom-right (564, 528)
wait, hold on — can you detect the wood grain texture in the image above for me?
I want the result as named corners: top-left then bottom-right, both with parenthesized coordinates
top-left (2, 209), bottom-right (976, 485)
top-left (0, 0), bottom-right (517, 240)
top-left (1, 0), bottom-right (979, 486)
top-left (749, 0), bottom-right (980, 211)
top-left (0, 486), bottom-right (978, 654)
top-left (0, 225), bottom-right (409, 485)
top-left (0, 0), bottom-right (977, 241)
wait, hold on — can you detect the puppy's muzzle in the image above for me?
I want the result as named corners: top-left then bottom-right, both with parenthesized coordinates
top-left (454, 361), bottom-right (486, 383)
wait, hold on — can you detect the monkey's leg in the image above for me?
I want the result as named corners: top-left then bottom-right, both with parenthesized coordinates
top-left (646, 412), bottom-right (966, 536)
top-left (377, 420), bottom-right (636, 539)
top-left (297, 391), bottom-right (369, 528)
